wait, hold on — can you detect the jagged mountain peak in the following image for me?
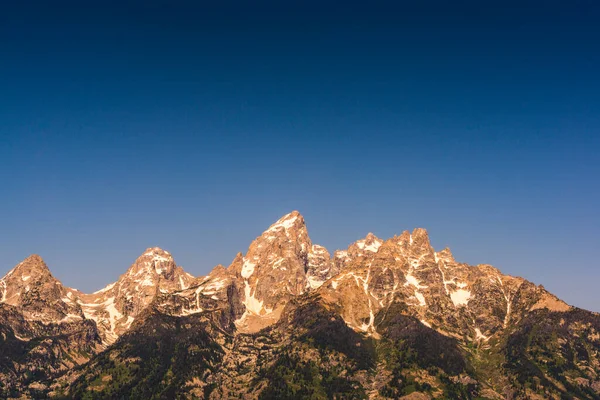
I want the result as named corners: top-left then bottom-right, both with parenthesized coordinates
top-left (397, 230), bottom-right (411, 245)
top-left (1, 254), bottom-right (58, 302)
top-left (4, 254), bottom-right (52, 281)
top-left (408, 228), bottom-right (434, 257)
top-left (435, 247), bottom-right (455, 263)
top-left (235, 212), bottom-right (311, 265)
top-left (75, 247), bottom-right (196, 344)
top-left (0, 255), bottom-right (84, 324)
top-left (117, 246), bottom-right (196, 290)
top-left (411, 227), bottom-right (430, 242)
top-left (20, 253), bottom-right (46, 265)
top-left (140, 246), bottom-right (172, 257)
top-left (354, 232), bottom-right (383, 253)
top-left (227, 252), bottom-right (244, 271)
top-left (125, 247), bottom-right (176, 280)
top-left (333, 233), bottom-right (383, 271)
top-left (263, 210), bottom-right (306, 235)
top-left (231, 211), bottom-right (318, 332)
top-left (210, 264), bottom-right (227, 274)
top-left (273, 209), bottom-right (303, 223)
top-left (365, 232), bottom-right (378, 240)
top-left (394, 228), bottom-right (431, 248)
top-left (135, 246), bottom-right (174, 264)
top-left (205, 264), bottom-right (231, 284)
top-left (243, 211), bottom-right (312, 262)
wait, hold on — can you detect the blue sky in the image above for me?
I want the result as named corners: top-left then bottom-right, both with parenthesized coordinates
top-left (1, 1), bottom-right (599, 310)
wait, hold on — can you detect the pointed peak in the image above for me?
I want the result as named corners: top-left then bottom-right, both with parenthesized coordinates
top-left (208, 264), bottom-right (230, 281)
top-left (210, 264), bottom-right (227, 273)
top-left (227, 252), bottom-right (244, 272)
top-left (266, 210), bottom-right (305, 233)
top-left (407, 228), bottom-right (433, 254)
top-left (411, 227), bottom-right (431, 246)
top-left (283, 210), bottom-right (302, 219)
top-left (311, 244), bottom-right (329, 253)
top-left (124, 247), bottom-right (176, 279)
top-left (354, 232), bottom-right (383, 253)
top-left (134, 247), bottom-right (174, 265)
top-left (435, 247), bottom-right (455, 264)
top-left (411, 227), bottom-right (429, 236)
top-left (438, 247), bottom-right (454, 259)
top-left (363, 232), bottom-right (382, 243)
top-left (411, 227), bottom-right (429, 240)
top-left (140, 247), bottom-right (172, 258)
top-left (14, 254), bottom-right (51, 275)
top-left (397, 230), bottom-right (411, 245)
top-left (365, 232), bottom-right (379, 241)
top-left (22, 254), bottom-right (45, 264)
top-left (1, 254), bottom-right (54, 286)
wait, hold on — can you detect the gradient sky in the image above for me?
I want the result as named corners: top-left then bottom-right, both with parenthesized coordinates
top-left (1, 1), bottom-right (599, 310)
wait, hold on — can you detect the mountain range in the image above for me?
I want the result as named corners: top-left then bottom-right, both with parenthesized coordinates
top-left (1, 211), bottom-right (599, 399)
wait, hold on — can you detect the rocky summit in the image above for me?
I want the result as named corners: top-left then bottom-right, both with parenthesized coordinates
top-left (1, 211), bottom-right (598, 399)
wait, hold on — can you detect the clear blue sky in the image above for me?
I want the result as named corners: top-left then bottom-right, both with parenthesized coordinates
top-left (1, 1), bottom-right (599, 310)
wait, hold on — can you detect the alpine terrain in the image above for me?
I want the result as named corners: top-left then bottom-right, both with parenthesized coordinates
top-left (1, 211), bottom-right (599, 399)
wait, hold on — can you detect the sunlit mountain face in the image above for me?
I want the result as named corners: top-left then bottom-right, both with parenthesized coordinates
top-left (2, 212), bottom-right (599, 399)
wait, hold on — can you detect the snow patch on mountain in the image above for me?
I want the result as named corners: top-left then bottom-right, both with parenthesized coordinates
top-left (356, 239), bottom-right (382, 253)
top-left (242, 281), bottom-right (267, 316)
top-left (450, 289), bottom-right (471, 306)
top-left (93, 282), bottom-right (115, 294)
top-left (307, 276), bottom-right (325, 289)
top-left (475, 328), bottom-right (489, 341)
top-left (414, 291), bottom-right (427, 306)
top-left (266, 213), bottom-right (299, 233)
top-left (241, 258), bottom-right (256, 279)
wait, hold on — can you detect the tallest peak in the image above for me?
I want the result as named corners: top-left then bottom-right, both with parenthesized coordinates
top-left (266, 211), bottom-right (305, 233)
top-left (279, 210), bottom-right (302, 221)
